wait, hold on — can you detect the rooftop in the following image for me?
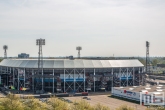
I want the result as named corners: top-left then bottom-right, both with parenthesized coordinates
top-left (0, 59), bottom-right (144, 68)
top-left (114, 85), bottom-right (165, 93)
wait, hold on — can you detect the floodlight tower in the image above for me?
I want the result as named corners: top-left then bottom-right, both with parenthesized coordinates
top-left (146, 41), bottom-right (150, 74)
top-left (76, 46), bottom-right (82, 58)
top-left (3, 45), bottom-right (8, 59)
top-left (36, 38), bottom-right (45, 91)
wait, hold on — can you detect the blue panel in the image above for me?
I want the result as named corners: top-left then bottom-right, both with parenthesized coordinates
top-left (35, 79), bottom-right (55, 82)
top-left (44, 79), bottom-right (53, 82)
top-left (120, 77), bottom-right (127, 80)
top-left (120, 77), bottom-right (133, 80)
top-left (76, 78), bottom-right (84, 81)
top-left (65, 79), bottom-right (74, 82)
top-left (34, 78), bottom-right (85, 82)
top-left (128, 77), bottom-right (133, 79)
top-left (19, 78), bottom-right (24, 80)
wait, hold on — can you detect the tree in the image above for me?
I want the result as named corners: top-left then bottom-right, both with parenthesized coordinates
top-left (145, 105), bottom-right (165, 110)
top-left (23, 96), bottom-right (47, 110)
top-left (94, 103), bottom-right (110, 110)
top-left (0, 58), bottom-right (3, 62)
top-left (115, 105), bottom-right (134, 110)
top-left (0, 94), bottom-right (24, 110)
top-left (152, 59), bottom-right (158, 66)
top-left (139, 58), bottom-right (146, 66)
top-left (71, 100), bottom-right (94, 110)
top-left (47, 96), bottom-right (70, 110)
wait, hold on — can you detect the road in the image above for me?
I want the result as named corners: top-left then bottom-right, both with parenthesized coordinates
top-left (65, 95), bottom-right (146, 110)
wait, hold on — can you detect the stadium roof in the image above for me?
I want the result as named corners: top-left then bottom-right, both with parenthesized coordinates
top-left (0, 59), bottom-right (144, 68)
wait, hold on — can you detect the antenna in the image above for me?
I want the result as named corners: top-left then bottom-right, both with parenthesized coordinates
top-left (146, 41), bottom-right (150, 74)
top-left (76, 46), bottom-right (82, 58)
top-left (36, 38), bottom-right (45, 91)
top-left (3, 45), bottom-right (8, 59)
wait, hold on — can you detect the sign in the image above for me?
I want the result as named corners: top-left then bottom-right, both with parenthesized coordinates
top-left (140, 92), bottom-right (165, 105)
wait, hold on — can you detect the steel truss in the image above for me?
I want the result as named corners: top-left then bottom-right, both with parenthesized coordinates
top-left (64, 69), bottom-right (74, 92)
top-left (64, 69), bottom-right (85, 93)
top-left (75, 69), bottom-right (85, 92)
top-left (0, 67), bottom-right (145, 93)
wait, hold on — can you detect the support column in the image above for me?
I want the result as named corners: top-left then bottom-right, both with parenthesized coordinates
top-left (42, 69), bottom-right (43, 91)
top-left (0, 75), bottom-right (1, 85)
top-left (0, 67), bottom-right (1, 85)
top-left (112, 68), bottom-right (113, 88)
top-left (94, 68), bottom-right (95, 92)
top-left (120, 68), bottom-right (121, 87)
top-left (84, 68), bottom-right (85, 92)
top-left (139, 68), bottom-right (140, 86)
top-left (74, 69), bottom-right (75, 92)
top-left (64, 69), bottom-right (65, 92)
top-left (133, 67), bottom-right (135, 86)
top-left (18, 69), bottom-right (19, 91)
top-left (13, 68), bottom-right (14, 86)
top-left (127, 68), bottom-right (128, 86)
top-left (24, 68), bottom-right (25, 87)
top-left (7, 67), bottom-right (8, 86)
top-left (32, 69), bottom-right (34, 92)
top-left (142, 67), bottom-right (144, 73)
top-left (53, 69), bottom-right (54, 93)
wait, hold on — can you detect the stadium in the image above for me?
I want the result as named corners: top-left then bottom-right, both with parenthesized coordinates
top-left (0, 59), bottom-right (144, 94)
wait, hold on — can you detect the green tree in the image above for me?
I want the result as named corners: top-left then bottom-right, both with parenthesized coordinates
top-left (94, 103), bottom-right (110, 110)
top-left (115, 105), bottom-right (134, 110)
top-left (152, 59), bottom-right (158, 66)
top-left (0, 94), bottom-right (24, 110)
top-left (0, 58), bottom-right (3, 62)
top-left (47, 96), bottom-right (70, 110)
top-left (145, 105), bottom-right (165, 110)
top-left (139, 58), bottom-right (146, 66)
top-left (71, 100), bottom-right (94, 110)
top-left (24, 96), bottom-right (47, 110)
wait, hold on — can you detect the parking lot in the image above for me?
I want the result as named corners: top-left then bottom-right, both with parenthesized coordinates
top-left (64, 95), bottom-right (146, 110)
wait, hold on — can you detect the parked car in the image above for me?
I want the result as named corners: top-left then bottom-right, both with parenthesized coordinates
top-left (87, 98), bottom-right (91, 100)
top-left (83, 96), bottom-right (88, 99)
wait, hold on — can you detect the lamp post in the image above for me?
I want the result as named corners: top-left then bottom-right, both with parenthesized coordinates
top-left (36, 38), bottom-right (45, 92)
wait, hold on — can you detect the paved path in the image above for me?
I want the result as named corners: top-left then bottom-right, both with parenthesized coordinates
top-left (65, 95), bottom-right (146, 110)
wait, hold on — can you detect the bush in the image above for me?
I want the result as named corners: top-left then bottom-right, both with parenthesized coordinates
top-left (0, 94), bottom-right (24, 110)
top-left (94, 103), bottom-right (110, 110)
top-left (115, 105), bottom-right (134, 110)
top-left (71, 100), bottom-right (94, 110)
top-left (146, 105), bottom-right (165, 110)
top-left (47, 96), bottom-right (70, 110)
top-left (23, 97), bottom-right (47, 110)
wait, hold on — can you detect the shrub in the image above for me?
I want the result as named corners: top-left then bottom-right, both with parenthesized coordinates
top-left (115, 105), bottom-right (134, 110)
top-left (94, 103), bottom-right (110, 110)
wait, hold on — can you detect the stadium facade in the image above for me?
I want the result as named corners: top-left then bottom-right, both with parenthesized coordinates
top-left (0, 59), bottom-right (144, 93)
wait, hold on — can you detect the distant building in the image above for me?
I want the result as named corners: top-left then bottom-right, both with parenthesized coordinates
top-left (66, 56), bottom-right (74, 59)
top-left (18, 53), bottom-right (29, 58)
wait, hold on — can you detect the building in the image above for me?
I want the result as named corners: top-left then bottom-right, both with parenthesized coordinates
top-left (0, 59), bottom-right (144, 93)
top-left (112, 85), bottom-right (165, 105)
top-left (18, 53), bottom-right (29, 58)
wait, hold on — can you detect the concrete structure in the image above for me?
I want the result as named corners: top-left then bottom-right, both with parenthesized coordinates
top-left (0, 59), bottom-right (144, 93)
top-left (112, 85), bottom-right (165, 104)
top-left (18, 53), bottom-right (29, 58)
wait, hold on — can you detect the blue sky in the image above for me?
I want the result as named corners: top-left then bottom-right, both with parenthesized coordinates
top-left (0, 0), bottom-right (165, 57)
